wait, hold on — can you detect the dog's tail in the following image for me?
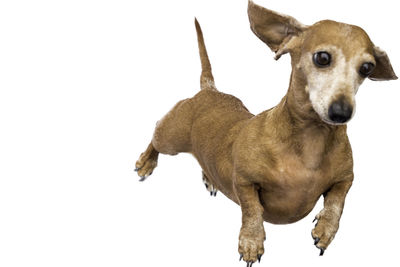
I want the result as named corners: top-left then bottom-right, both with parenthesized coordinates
top-left (195, 18), bottom-right (217, 91)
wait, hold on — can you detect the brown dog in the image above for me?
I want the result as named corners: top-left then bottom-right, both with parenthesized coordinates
top-left (135, 1), bottom-right (397, 265)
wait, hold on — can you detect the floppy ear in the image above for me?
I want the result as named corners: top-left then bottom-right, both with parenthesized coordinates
top-left (369, 46), bottom-right (398, 81)
top-left (248, 0), bottom-right (307, 59)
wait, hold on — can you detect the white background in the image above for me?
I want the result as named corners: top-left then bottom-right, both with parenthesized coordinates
top-left (0, 0), bottom-right (399, 266)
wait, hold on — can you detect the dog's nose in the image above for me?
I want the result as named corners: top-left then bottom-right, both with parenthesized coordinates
top-left (328, 99), bottom-right (353, 123)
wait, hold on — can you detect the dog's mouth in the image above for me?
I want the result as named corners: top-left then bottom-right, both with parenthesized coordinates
top-left (320, 116), bottom-right (351, 126)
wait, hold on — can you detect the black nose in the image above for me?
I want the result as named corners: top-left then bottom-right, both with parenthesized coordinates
top-left (328, 99), bottom-right (353, 123)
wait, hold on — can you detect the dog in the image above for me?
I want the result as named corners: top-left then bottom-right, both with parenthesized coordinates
top-left (135, 1), bottom-right (397, 265)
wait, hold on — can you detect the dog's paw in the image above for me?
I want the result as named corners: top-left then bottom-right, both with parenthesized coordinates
top-left (135, 147), bottom-right (158, 181)
top-left (311, 210), bottom-right (339, 256)
top-left (202, 172), bottom-right (217, 196)
top-left (238, 227), bottom-right (265, 265)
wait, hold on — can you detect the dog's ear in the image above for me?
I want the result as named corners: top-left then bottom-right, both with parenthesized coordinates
top-left (369, 46), bottom-right (398, 81)
top-left (248, 0), bottom-right (307, 60)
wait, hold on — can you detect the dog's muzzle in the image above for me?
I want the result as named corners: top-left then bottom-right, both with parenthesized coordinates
top-left (328, 99), bottom-right (353, 124)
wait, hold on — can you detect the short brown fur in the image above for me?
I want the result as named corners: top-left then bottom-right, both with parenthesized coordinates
top-left (135, 1), bottom-right (397, 264)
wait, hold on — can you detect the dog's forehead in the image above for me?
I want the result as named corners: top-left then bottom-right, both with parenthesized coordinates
top-left (303, 20), bottom-right (374, 58)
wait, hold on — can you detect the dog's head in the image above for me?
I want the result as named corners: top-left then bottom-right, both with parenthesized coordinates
top-left (248, 0), bottom-right (397, 125)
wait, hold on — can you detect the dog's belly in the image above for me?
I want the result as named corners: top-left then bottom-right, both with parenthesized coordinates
top-left (259, 187), bottom-right (320, 224)
top-left (257, 164), bottom-right (330, 224)
top-left (210, 166), bottom-right (326, 224)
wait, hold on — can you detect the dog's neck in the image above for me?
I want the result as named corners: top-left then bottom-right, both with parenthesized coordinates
top-left (268, 68), bottom-right (346, 169)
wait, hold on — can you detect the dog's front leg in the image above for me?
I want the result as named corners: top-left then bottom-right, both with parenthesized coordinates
top-left (234, 174), bottom-right (265, 265)
top-left (312, 180), bottom-right (353, 255)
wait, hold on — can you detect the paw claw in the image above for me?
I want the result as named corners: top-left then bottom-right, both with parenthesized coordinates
top-left (319, 248), bottom-right (325, 256)
top-left (209, 189), bottom-right (218, 197)
top-left (239, 254), bottom-right (243, 261)
top-left (246, 261), bottom-right (254, 267)
top-left (257, 254), bottom-right (262, 263)
top-left (314, 237), bottom-right (320, 245)
top-left (202, 173), bottom-right (218, 197)
top-left (139, 176), bottom-right (147, 182)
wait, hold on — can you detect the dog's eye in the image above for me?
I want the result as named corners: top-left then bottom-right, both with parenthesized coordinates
top-left (359, 62), bottom-right (375, 77)
top-left (313, 51), bottom-right (331, 67)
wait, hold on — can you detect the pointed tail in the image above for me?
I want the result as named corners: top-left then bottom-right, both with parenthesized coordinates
top-left (194, 18), bottom-right (217, 91)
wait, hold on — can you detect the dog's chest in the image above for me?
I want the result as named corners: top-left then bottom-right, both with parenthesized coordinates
top-left (247, 128), bottom-right (339, 190)
top-left (270, 130), bottom-right (331, 182)
top-left (255, 133), bottom-right (348, 223)
top-left (298, 126), bottom-right (329, 168)
top-left (272, 152), bottom-right (326, 187)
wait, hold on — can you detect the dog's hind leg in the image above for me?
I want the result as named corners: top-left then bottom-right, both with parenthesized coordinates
top-left (135, 142), bottom-right (159, 181)
top-left (202, 171), bottom-right (218, 196)
top-left (135, 98), bottom-right (193, 181)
